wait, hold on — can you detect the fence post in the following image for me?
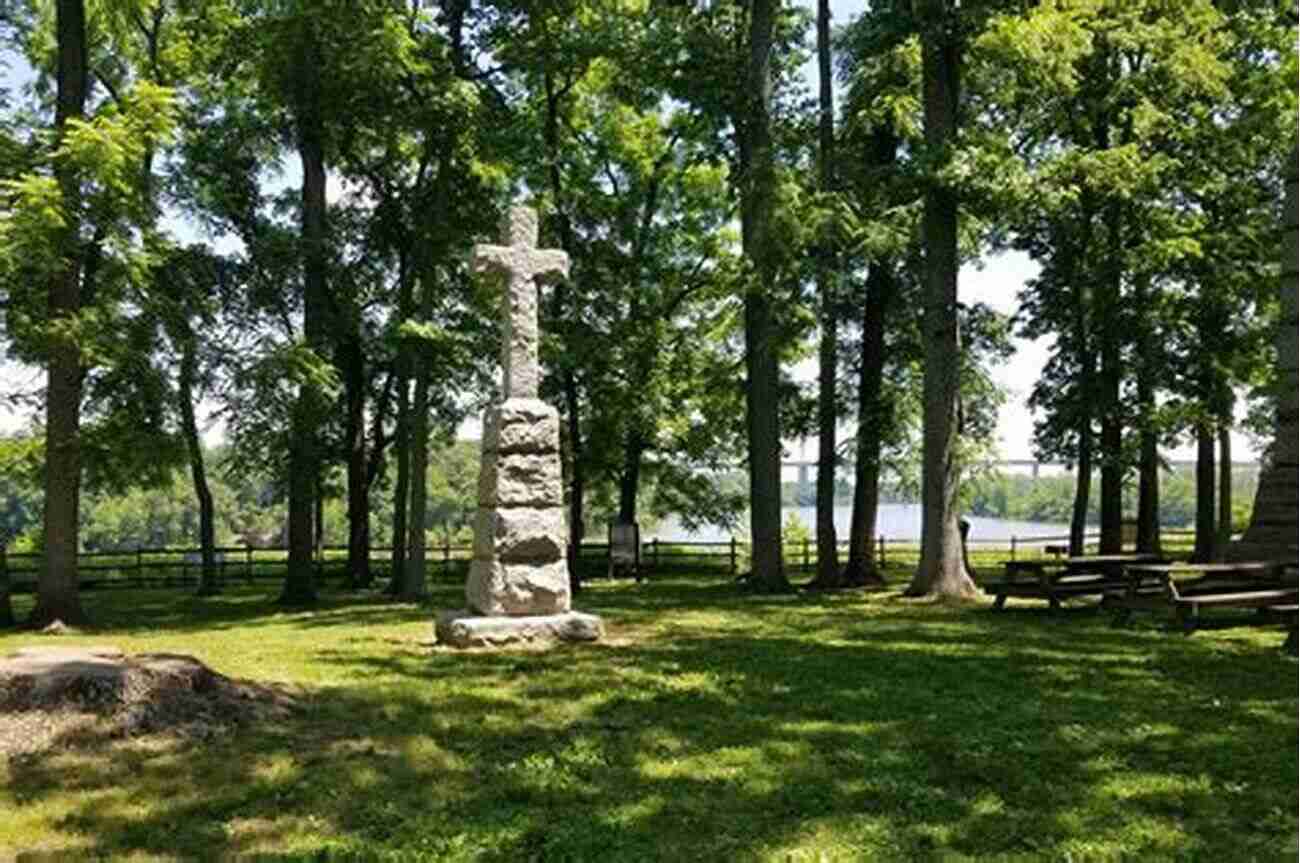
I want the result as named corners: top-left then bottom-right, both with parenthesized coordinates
top-left (444, 537), bottom-right (451, 570)
top-left (652, 538), bottom-right (659, 570)
top-left (729, 537), bottom-right (737, 575)
top-left (246, 545), bottom-right (253, 582)
top-left (136, 546), bottom-right (144, 586)
top-left (878, 535), bottom-right (886, 568)
top-left (802, 538), bottom-right (810, 572)
top-left (1010, 535), bottom-right (1017, 561)
top-left (0, 543), bottom-right (9, 623)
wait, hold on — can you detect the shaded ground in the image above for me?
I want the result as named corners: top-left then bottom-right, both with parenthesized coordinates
top-left (0, 573), bottom-right (1295, 861)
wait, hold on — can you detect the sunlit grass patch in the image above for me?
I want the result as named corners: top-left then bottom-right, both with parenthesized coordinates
top-left (0, 576), bottom-right (1295, 861)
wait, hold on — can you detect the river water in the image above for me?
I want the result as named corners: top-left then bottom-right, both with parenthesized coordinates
top-left (650, 503), bottom-right (1071, 544)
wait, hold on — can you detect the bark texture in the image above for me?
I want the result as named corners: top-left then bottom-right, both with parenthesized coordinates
top-left (32, 0), bottom-right (90, 627)
top-left (906, 3), bottom-right (976, 599)
top-left (810, 0), bottom-right (839, 588)
top-left (841, 263), bottom-right (893, 588)
top-left (738, 0), bottom-right (788, 591)
top-left (281, 122), bottom-right (325, 606)
top-left (180, 336), bottom-right (219, 595)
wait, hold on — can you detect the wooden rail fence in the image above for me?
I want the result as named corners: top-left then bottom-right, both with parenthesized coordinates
top-left (0, 529), bottom-right (1198, 594)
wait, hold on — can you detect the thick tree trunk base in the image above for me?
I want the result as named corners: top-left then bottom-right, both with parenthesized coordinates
top-left (804, 559), bottom-right (886, 591)
top-left (275, 581), bottom-right (317, 606)
top-left (25, 599), bottom-right (89, 629)
top-left (901, 581), bottom-right (980, 602)
top-left (736, 571), bottom-right (796, 595)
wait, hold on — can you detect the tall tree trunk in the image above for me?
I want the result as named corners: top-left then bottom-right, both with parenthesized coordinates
top-left (388, 262), bottom-right (413, 594)
top-left (842, 264), bottom-right (893, 587)
top-left (1134, 274), bottom-right (1160, 555)
top-left (617, 432), bottom-right (644, 524)
top-left (1070, 420), bottom-right (1093, 556)
top-left (563, 370), bottom-right (584, 589)
top-left (1066, 191), bottom-right (1097, 558)
top-left (907, 3), bottom-right (974, 599)
top-left (1136, 426), bottom-right (1160, 554)
top-left (342, 336), bottom-right (370, 587)
top-left (1216, 417), bottom-right (1232, 558)
top-left (1097, 202), bottom-right (1124, 554)
top-left (180, 337), bottom-right (218, 595)
top-left (32, 0), bottom-right (90, 627)
top-left (542, 74), bottom-right (587, 595)
top-left (738, 0), bottom-right (788, 592)
top-left (281, 109), bottom-right (326, 606)
top-left (1193, 422), bottom-right (1216, 562)
top-left (809, 0), bottom-right (840, 588)
top-left (402, 273), bottom-right (435, 600)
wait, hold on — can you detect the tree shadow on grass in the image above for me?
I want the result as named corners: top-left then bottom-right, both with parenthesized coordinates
top-left (4, 581), bottom-right (1295, 862)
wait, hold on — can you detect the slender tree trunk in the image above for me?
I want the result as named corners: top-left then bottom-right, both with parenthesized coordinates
top-left (617, 432), bottom-right (644, 524)
top-left (1193, 422), bottom-right (1217, 562)
top-left (810, 0), bottom-right (839, 588)
top-left (842, 264), bottom-right (893, 587)
top-left (1066, 191), bottom-right (1097, 558)
top-left (563, 370), bottom-right (584, 589)
top-left (907, 3), bottom-right (974, 599)
top-left (1137, 426), bottom-right (1160, 554)
top-left (738, 0), bottom-right (788, 592)
top-left (1216, 418), bottom-right (1232, 558)
top-left (31, 0), bottom-right (90, 627)
top-left (281, 115), bottom-right (326, 606)
top-left (0, 547), bottom-right (12, 627)
top-left (1134, 274), bottom-right (1160, 555)
top-left (542, 74), bottom-right (588, 595)
top-left (402, 274), bottom-right (435, 601)
top-left (388, 259), bottom-right (413, 594)
top-left (180, 337), bottom-right (219, 595)
top-left (1097, 202), bottom-right (1124, 554)
top-left (342, 336), bottom-right (370, 587)
top-left (1070, 428), bottom-right (1093, 556)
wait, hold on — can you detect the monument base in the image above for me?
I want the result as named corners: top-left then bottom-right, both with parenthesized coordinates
top-left (434, 609), bottom-right (603, 648)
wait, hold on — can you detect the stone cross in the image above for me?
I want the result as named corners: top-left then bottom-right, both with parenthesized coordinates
top-left (472, 207), bottom-right (570, 399)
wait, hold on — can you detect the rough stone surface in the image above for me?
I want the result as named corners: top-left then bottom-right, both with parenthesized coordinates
top-left (483, 399), bottom-right (561, 455)
top-left (435, 610), bottom-right (603, 648)
top-left (466, 558), bottom-right (570, 616)
top-left (477, 451), bottom-right (564, 509)
top-left (472, 506), bottom-right (567, 563)
top-left (450, 205), bottom-right (598, 644)
top-left (472, 207), bottom-right (569, 401)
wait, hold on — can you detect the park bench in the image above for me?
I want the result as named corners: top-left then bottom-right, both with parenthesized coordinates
top-left (1118, 562), bottom-right (1296, 634)
top-left (984, 554), bottom-right (1163, 611)
top-left (1269, 603), bottom-right (1298, 655)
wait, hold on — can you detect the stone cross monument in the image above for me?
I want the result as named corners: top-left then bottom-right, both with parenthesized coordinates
top-left (435, 206), bottom-right (603, 647)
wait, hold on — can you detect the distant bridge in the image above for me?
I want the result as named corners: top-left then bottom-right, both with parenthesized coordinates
top-left (781, 458), bottom-right (1261, 498)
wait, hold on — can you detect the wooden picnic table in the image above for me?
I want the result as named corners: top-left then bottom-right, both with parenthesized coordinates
top-left (1111, 561), bottom-right (1293, 629)
top-left (984, 553), bottom-right (1164, 611)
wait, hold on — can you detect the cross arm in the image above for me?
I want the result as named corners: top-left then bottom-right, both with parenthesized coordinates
top-left (472, 244), bottom-right (514, 275)
top-left (528, 249), bottom-right (569, 281)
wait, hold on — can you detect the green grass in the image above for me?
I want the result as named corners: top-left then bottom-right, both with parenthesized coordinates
top-left (1, 570), bottom-right (1295, 862)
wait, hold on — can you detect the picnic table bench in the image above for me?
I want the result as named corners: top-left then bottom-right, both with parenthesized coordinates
top-left (984, 554), bottom-right (1164, 611)
top-left (1117, 561), bottom-right (1296, 633)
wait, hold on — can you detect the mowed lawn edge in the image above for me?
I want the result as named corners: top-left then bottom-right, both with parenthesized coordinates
top-left (1, 574), bottom-right (1295, 862)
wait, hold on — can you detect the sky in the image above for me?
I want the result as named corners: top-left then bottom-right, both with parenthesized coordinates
top-left (0, 3), bottom-right (1262, 465)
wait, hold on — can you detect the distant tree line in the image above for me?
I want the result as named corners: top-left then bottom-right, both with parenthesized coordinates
top-left (0, 0), bottom-right (1291, 626)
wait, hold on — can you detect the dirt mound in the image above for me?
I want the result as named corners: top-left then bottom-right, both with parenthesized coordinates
top-left (0, 646), bottom-right (298, 756)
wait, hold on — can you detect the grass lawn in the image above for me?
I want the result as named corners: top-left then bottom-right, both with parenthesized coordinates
top-left (1, 571), bottom-right (1295, 861)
